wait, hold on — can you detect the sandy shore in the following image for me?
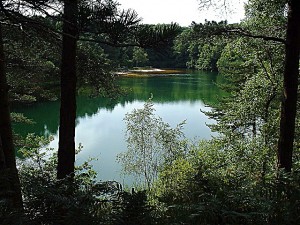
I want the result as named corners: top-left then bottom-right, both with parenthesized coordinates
top-left (116, 68), bottom-right (186, 77)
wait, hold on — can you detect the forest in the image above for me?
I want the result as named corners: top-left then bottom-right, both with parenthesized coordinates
top-left (0, 0), bottom-right (300, 224)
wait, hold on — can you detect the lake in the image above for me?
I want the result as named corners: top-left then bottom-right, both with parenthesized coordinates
top-left (12, 70), bottom-right (226, 184)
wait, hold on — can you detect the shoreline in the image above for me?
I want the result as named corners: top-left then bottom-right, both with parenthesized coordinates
top-left (116, 68), bottom-right (187, 77)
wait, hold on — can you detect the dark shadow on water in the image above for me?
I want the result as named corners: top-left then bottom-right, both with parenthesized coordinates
top-left (12, 70), bottom-right (227, 137)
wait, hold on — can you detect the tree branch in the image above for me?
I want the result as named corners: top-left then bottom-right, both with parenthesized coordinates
top-left (191, 21), bottom-right (286, 45)
top-left (226, 29), bottom-right (286, 44)
top-left (79, 37), bottom-right (142, 48)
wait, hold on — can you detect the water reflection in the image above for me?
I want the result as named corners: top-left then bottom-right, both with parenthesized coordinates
top-left (12, 70), bottom-right (227, 183)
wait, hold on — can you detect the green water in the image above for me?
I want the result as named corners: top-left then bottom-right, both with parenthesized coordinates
top-left (12, 70), bottom-right (226, 183)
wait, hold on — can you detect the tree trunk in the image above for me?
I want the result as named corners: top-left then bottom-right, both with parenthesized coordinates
top-left (57, 0), bottom-right (78, 180)
top-left (277, 0), bottom-right (300, 172)
top-left (0, 22), bottom-right (23, 223)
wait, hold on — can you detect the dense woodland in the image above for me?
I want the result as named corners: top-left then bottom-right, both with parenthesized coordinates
top-left (0, 0), bottom-right (300, 224)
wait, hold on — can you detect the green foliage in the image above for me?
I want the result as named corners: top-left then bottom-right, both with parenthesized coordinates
top-left (10, 113), bottom-right (34, 124)
top-left (132, 47), bottom-right (149, 67)
top-left (153, 155), bottom-right (196, 205)
top-left (111, 190), bottom-right (155, 225)
top-left (173, 29), bottom-right (200, 69)
top-left (191, 20), bottom-right (231, 39)
top-left (152, 138), bottom-right (300, 224)
top-left (2, 0), bottom-right (300, 224)
top-left (117, 97), bottom-right (186, 189)
top-left (77, 41), bottom-right (123, 98)
top-left (149, 1), bottom-right (300, 224)
top-left (4, 24), bottom-right (60, 103)
top-left (195, 42), bottom-right (225, 71)
top-left (173, 25), bottom-right (228, 71)
top-left (17, 135), bottom-right (120, 224)
top-left (135, 23), bottom-right (181, 49)
top-left (244, 0), bottom-right (287, 39)
top-left (14, 134), bottom-right (159, 225)
top-left (13, 127), bottom-right (300, 225)
top-left (208, 33), bottom-right (284, 145)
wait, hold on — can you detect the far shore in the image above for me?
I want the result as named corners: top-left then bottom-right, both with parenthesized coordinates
top-left (115, 68), bottom-right (187, 77)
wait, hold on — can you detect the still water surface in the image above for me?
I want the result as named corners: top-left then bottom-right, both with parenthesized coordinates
top-left (12, 70), bottom-right (226, 184)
